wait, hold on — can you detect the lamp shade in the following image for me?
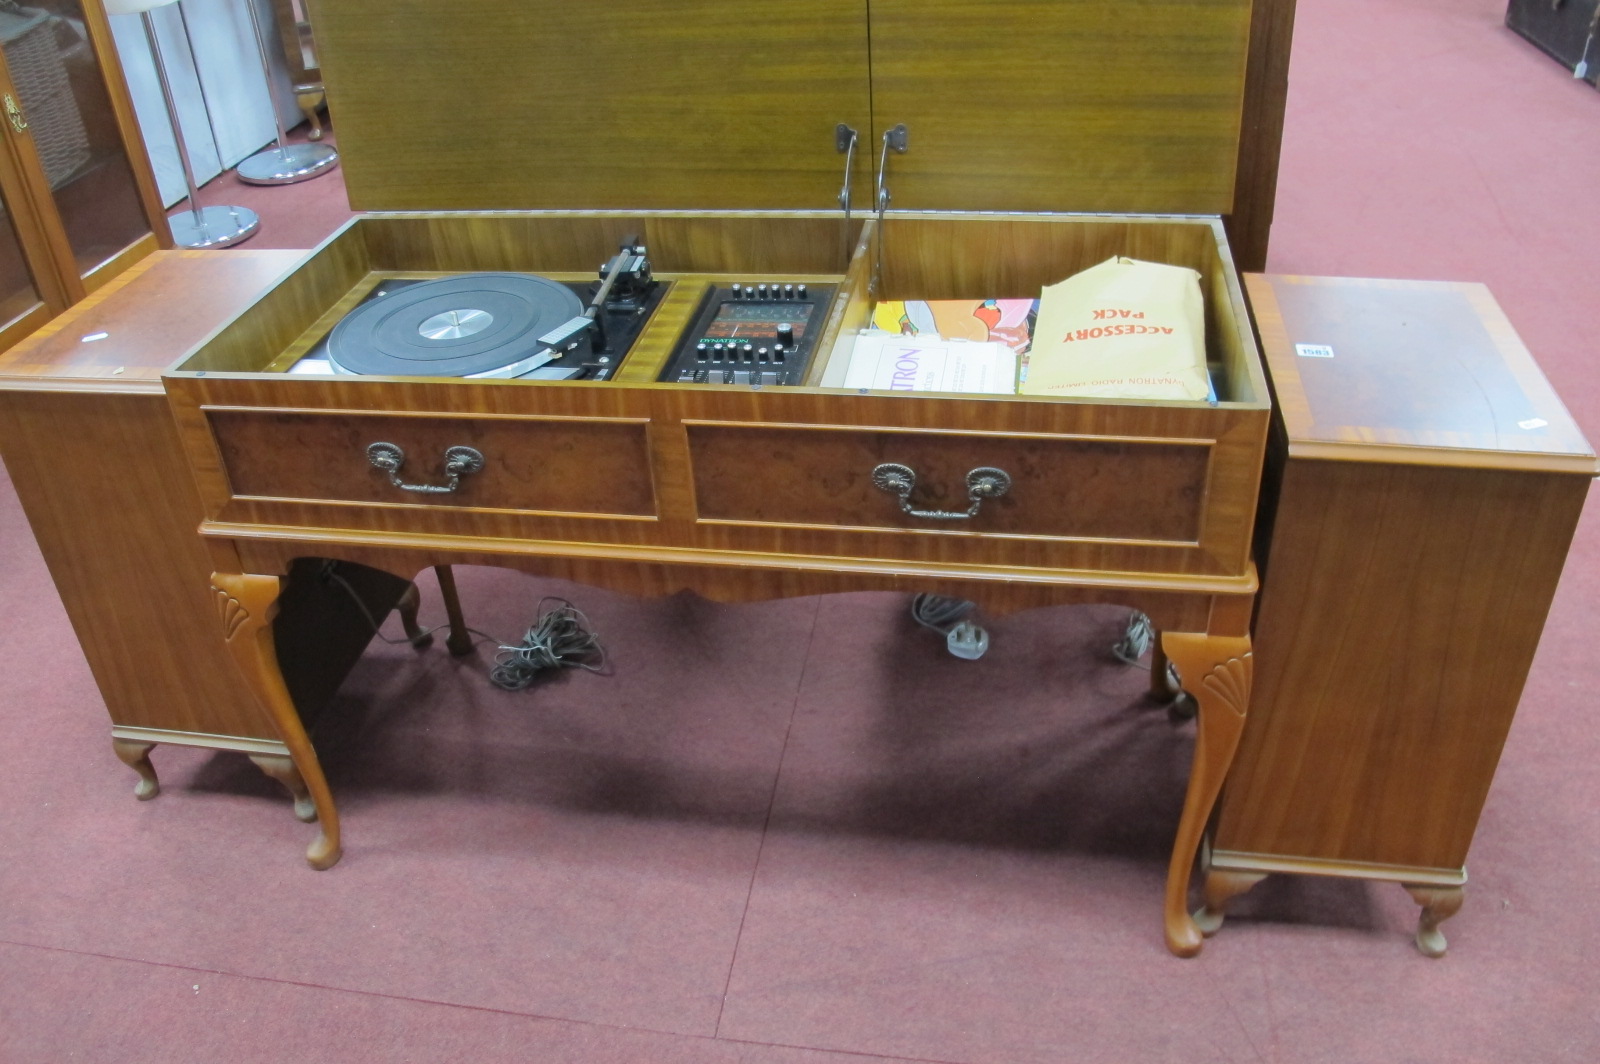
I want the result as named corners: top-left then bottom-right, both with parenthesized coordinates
top-left (103, 0), bottom-right (179, 14)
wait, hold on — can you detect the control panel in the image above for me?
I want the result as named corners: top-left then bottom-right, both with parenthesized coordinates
top-left (658, 282), bottom-right (835, 386)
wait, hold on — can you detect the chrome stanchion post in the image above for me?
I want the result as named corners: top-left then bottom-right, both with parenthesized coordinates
top-left (233, 0), bottom-right (337, 184)
top-left (110, 0), bottom-right (259, 248)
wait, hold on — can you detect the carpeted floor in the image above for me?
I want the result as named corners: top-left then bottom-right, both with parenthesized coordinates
top-left (3, 1), bottom-right (1598, 1061)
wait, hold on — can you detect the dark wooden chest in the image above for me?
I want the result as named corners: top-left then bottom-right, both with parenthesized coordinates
top-left (1507, 0), bottom-right (1600, 86)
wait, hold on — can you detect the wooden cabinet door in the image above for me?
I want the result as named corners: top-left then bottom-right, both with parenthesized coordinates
top-left (0, 171), bottom-right (53, 347)
top-left (0, 1), bottom-right (161, 297)
top-left (0, 0), bottom-right (165, 352)
top-left (866, 0), bottom-right (1253, 216)
top-left (310, 0), bottom-right (874, 212)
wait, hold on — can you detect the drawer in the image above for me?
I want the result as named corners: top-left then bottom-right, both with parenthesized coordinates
top-left (688, 422), bottom-right (1207, 542)
top-left (206, 408), bottom-right (656, 518)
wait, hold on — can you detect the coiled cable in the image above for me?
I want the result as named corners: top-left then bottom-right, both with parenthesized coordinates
top-left (488, 597), bottom-right (607, 690)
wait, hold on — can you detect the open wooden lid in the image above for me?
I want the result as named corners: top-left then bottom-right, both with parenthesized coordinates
top-left (309, 0), bottom-right (1256, 219)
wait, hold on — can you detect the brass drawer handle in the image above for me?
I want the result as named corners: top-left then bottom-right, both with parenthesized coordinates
top-left (870, 462), bottom-right (1011, 521)
top-left (4, 94), bottom-right (27, 133)
top-left (367, 441), bottom-right (484, 494)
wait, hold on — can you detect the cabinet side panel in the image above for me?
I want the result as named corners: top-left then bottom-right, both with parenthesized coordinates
top-left (1216, 458), bottom-right (1591, 870)
top-left (0, 390), bottom-right (277, 740)
top-left (1225, 0), bottom-right (1298, 271)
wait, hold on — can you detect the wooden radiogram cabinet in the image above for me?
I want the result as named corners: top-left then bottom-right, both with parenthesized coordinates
top-left (4, 0), bottom-right (1588, 963)
top-left (3, 0), bottom-right (1306, 959)
top-left (166, 0), bottom-right (1286, 959)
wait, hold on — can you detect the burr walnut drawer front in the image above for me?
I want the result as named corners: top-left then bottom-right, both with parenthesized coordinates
top-left (205, 409), bottom-right (657, 518)
top-left (686, 423), bottom-right (1209, 542)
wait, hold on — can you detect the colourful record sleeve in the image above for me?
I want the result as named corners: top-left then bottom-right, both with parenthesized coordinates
top-left (868, 298), bottom-right (1037, 355)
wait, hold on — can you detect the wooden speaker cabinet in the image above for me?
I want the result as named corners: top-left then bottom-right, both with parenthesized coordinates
top-left (1199, 275), bottom-right (1598, 956)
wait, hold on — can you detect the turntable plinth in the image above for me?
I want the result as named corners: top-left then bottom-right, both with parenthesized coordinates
top-left (161, 209), bottom-right (1268, 957)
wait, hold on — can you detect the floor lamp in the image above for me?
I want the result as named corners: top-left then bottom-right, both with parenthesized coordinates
top-left (106, 0), bottom-right (259, 249)
top-left (233, 0), bottom-right (337, 184)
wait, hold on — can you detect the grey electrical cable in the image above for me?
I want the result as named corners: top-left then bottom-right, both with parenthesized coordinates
top-left (324, 569), bottom-right (443, 647)
top-left (1112, 610), bottom-right (1155, 668)
top-left (910, 593), bottom-right (974, 632)
top-left (910, 593), bottom-right (990, 660)
top-left (489, 598), bottom-right (607, 690)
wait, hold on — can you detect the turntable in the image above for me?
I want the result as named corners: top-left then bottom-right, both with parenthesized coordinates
top-left (284, 234), bottom-right (837, 388)
top-left (290, 239), bottom-right (661, 381)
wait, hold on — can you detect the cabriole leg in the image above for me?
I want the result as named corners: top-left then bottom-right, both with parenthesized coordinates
top-left (1159, 632), bottom-right (1253, 957)
top-left (1404, 884), bottom-right (1464, 958)
top-left (295, 87), bottom-right (325, 140)
top-left (111, 739), bottom-right (159, 800)
top-left (1149, 638), bottom-right (1180, 701)
top-left (1193, 869), bottom-right (1266, 936)
top-left (212, 572), bottom-right (342, 869)
top-left (249, 752), bottom-right (318, 823)
top-left (396, 581), bottom-right (432, 647)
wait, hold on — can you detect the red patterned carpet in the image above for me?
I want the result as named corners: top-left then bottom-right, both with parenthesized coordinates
top-left (2, 2), bottom-right (1597, 1061)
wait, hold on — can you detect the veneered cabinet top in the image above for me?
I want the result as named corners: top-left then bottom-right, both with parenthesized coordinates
top-left (0, 251), bottom-right (307, 389)
top-left (1246, 274), bottom-right (1598, 474)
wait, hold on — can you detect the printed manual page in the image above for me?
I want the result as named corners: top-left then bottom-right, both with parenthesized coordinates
top-left (842, 334), bottom-right (1018, 395)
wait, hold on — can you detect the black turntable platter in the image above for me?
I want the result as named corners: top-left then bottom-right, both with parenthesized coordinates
top-left (326, 273), bottom-right (587, 378)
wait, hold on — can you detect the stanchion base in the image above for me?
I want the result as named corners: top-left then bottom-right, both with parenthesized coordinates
top-left (235, 143), bottom-right (340, 185)
top-left (169, 205), bottom-right (261, 249)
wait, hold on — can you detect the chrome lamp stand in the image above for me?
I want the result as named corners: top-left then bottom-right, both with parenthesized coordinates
top-left (110, 0), bottom-right (259, 248)
top-left (232, 0), bottom-right (337, 184)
